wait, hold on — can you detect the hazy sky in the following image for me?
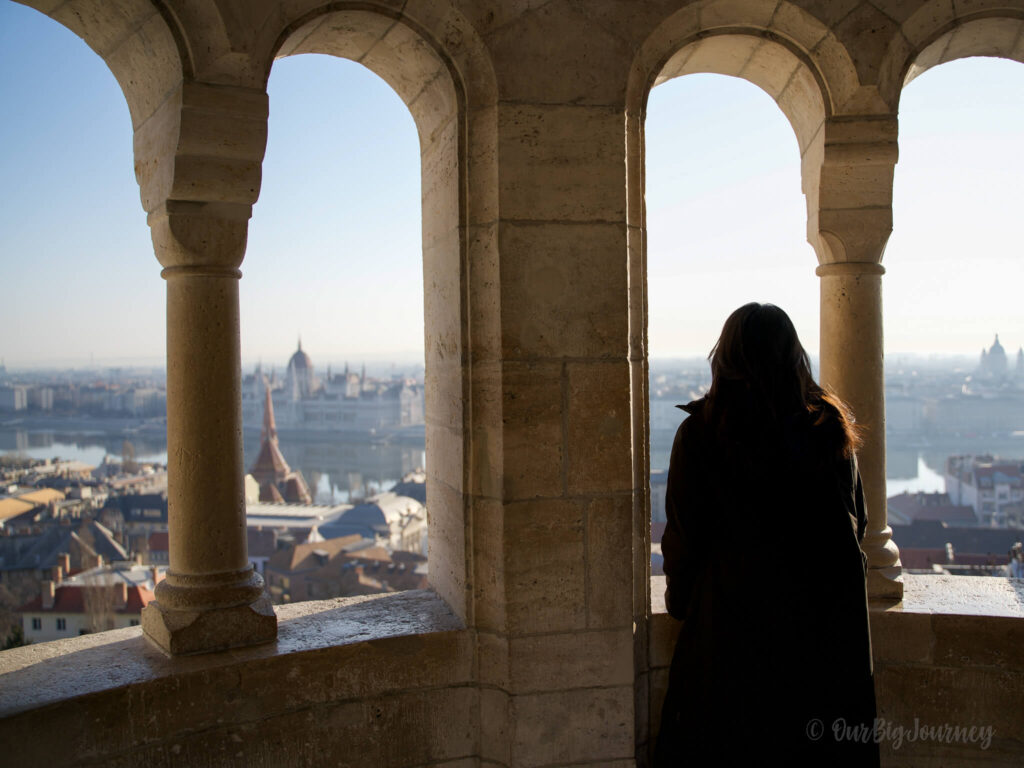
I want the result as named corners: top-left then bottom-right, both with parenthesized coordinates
top-left (1, 1), bottom-right (1023, 368)
top-left (646, 60), bottom-right (1024, 360)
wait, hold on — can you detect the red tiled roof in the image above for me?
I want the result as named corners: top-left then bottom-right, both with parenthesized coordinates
top-left (18, 584), bottom-right (155, 614)
top-left (126, 585), bottom-right (155, 612)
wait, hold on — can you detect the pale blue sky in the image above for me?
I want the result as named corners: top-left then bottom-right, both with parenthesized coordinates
top-left (1, 1), bottom-right (1022, 368)
top-left (647, 60), bottom-right (1024, 360)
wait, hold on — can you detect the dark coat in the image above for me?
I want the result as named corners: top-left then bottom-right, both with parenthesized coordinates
top-left (656, 399), bottom-right (879, 767)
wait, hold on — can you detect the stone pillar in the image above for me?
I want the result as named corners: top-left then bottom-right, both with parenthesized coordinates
top-left (469, 95), bottom-right (637, 765)
top-left (817, 262), bottom-right (901, 599)
top-left (814, 116), bottom-right (903, 600)
top-left (142, 200), bottom-right (276, 654)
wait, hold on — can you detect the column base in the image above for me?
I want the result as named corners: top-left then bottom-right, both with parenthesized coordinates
top-left (142, 595), bottom-right (277, 656)
top-left (867, 566), bottom-right (904, 601)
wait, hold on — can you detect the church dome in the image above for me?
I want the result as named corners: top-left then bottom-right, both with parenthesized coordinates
top-left (979, 334), bottom-right (1009, 378)
top-left (289, 339), bottom-right (313, 371)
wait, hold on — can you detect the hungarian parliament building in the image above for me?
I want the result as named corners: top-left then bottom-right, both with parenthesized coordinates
top-left (241, 341), bottom-right (424, 437)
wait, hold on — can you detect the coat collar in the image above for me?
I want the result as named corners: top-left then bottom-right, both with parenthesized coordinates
top-left (676, 397), bottom-right (707, 415)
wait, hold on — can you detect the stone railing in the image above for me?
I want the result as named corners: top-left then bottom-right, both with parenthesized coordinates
top-left (4, 575), bottom-right (1021, 767)
top-left (0, 590), bottom-right (474, 767)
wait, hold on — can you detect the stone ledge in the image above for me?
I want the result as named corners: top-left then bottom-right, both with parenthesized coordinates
top-left (0, 588), bottom-right (465, 719)
top-left (650, 573), bottom-right (1024, 619)
top-left (878, 573), bottom-right (1024, 618)
top-left (870, 576), bottom-right (1024, 674)
top-left (648, 573), bottom-right (1024, 670)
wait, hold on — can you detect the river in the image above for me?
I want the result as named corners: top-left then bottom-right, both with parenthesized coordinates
top-left (8, 423), bottom-right (1023, 501)
top-left (0, 424), bottom-right (424, 505)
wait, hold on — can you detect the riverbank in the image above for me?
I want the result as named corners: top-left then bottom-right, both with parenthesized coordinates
top-left (0, 414), bottom-right (167, 435)
top-left (0, 414), bottom-right (425, 445)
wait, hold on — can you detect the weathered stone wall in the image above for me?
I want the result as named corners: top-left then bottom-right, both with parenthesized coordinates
top-left (871, 576), bottom-right (1024, 767)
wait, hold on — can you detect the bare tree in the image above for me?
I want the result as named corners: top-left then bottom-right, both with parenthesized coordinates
top-left (82, 573), bottom-right (119, 634)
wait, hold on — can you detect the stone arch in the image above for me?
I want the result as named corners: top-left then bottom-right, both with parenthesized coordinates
top-left (15, 0), bottom-right (186, 128)
top-left (14, 1), bottom-right (189, 214)
top-left (881, 1), bottom-right (1024, 108)
top-left (626, 3), bottom-right (871, 625)
top-left (626, 1), bottom-right (870, 289)
top-left (625, 3), bottom-right (850, 353)
top-left (272, 10), bottom-right (459, 152)
top-left (248, 4), bottom-right (499, 625)
top-left (627, 0), bottom-right (866, 122)
top-left (652, 32), bottom-right (828, 161)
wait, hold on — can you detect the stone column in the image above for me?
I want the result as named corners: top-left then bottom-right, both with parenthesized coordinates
top-left (470, 95), bottom-right (637, 765)
top-left (814, 116), bottom-right (902, 599)
top-left (142, 200), bottom-right (276, 654)
top-left (817, 262), bottom-right (902, 599)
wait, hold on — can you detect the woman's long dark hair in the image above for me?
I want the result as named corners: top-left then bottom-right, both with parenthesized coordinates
top-left (704, 303), bottom-right (861, 459)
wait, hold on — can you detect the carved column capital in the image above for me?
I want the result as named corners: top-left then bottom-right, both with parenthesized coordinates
top-left (148, 199), bottom-right (252, 273)
top-left (814, 115), bottom-right (898, 267)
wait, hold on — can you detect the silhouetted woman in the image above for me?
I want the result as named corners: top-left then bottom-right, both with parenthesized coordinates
top-left (656, 303), bottom-right (879, 767)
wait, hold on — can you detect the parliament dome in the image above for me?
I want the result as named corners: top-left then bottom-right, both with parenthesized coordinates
top-left (288, 339), bottom-right (313, 371)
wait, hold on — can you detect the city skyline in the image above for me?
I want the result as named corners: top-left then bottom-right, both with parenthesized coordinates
top-left (2, 3), bottom-right (1024, 366)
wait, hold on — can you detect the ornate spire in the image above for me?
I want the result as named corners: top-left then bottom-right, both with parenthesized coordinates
top-left (251, 385), bottom-right (290, 484)
top-left (261, 383), bottom-right (278, 444)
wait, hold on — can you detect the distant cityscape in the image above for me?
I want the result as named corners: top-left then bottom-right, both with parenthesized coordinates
top-left (3, 336), bottom-right (1024, 649)
top-left (241, 340), bottom-right (424, 437)
top-left (647, 335), bottom-right (1024, 581)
